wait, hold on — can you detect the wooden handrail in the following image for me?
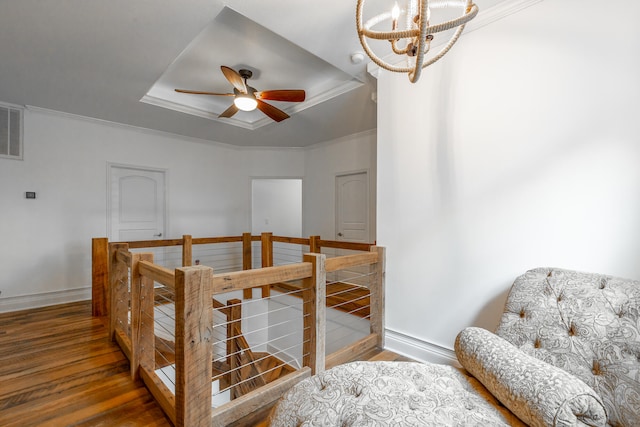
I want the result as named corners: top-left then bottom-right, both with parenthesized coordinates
top-left (325, 252), bottom-right (378, 272)
top-left (271, 235), bottom-right (310, 245)
top-left (139, 261), bottom-right (175, 288)
top-left (126, 238), bottom-right (184, 249)
top-left (318, 239), bottom-right (374, 252)
top-left (211, 263), bottom-right (312, 293)
top-left (192, 236), bottom-right (244, 245)
top-left (93, 232), bottom-right (377, 316)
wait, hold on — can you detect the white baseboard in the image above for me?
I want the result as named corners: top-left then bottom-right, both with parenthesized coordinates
top-left (384, 328), bottom-right (459, 366)
top-left (0, 287), bottom-right (91, 313)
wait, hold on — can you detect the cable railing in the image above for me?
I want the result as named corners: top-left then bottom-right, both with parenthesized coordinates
top-left (95, 233), bottom-right (383, 427)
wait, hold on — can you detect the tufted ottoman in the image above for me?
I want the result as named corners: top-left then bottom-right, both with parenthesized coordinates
top-left (269, 360), bottom-right (524, 426)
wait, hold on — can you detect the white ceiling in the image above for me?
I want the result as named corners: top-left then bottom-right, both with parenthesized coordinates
top-left (0, 0), bottom-right (510, 147)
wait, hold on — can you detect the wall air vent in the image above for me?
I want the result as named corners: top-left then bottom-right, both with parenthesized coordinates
top-left (0, 104), bottom-right (23, 160)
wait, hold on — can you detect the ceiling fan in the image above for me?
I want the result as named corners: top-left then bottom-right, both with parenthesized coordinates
top-left (175, 66), bottom-right (305, 123)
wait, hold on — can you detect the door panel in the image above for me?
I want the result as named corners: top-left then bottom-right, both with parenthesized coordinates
top-left (335, 172), bottom-right (370, 286)
top-left (336, 172), bottom-right (369, 242)
top-left (109, 166), bottom-right (166, 242)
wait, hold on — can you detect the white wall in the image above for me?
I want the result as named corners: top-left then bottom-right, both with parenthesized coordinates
top-left (377, 0), bottom-right (640, 360)
top-left (0, 108), bottom-right (304, 311)
top-left (303, 129), bottom-right (377, 241)
top-left (0, 105), bottom-right (374, 312)
top-left (252, 179), bottom-right (302, 237)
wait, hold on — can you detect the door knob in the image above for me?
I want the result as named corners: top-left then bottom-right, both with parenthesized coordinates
top-left (154, 233), bottom-right (162, 237)
top-left (337, 232), bottom-right (343, 237)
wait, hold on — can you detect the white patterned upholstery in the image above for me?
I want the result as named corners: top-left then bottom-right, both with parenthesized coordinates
top-left (456, 327), bottom-right (606, 427)
top-left (270, 268), bottom-right (640, 426)
top-left (270, 360), bottom-right (524, 426)
top-left (495, 267), bottom-right (640, 427)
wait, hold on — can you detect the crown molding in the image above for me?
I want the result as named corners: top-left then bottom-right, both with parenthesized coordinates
top-left (141, 79), bottom-right (364, 131)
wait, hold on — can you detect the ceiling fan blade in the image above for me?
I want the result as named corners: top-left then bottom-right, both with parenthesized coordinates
top-left (221, 66), bottom-right (247, 93)
top-left (219, 104), bottom-right (239, 119)
top-left (175, 89), bottom-right (234, 96)
top-left (256, 99), bottom-right (289, 122)
top-left (257, 90), bottom-right (306, 102)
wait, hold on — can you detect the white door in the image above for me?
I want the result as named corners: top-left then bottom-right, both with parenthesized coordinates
top-left (109, 165), bottom-right (166, 242)
top-left (335, 172), bottom-right (369, 242)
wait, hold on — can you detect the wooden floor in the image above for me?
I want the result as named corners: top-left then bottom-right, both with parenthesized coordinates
top-left (0, 301), bottom-right (413, 426)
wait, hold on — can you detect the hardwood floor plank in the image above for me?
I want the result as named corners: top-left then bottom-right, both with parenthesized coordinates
top-left (0, 301), bottom-right (171, 427)
top-left (0, 300), bottom-right (415, 426)
top-left (368, 349), bottom-right (406, 361)
top-left (0, 356), bottom-right (129, 409)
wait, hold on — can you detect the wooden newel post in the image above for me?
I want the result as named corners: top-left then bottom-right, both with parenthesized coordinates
top-left (242, 232), bottom-right (252, 270)
top-left (302, 253), bottom-right (326, 375)
top-left (309, 235), bottom-right (321, 254)
top-left (369, 246), bottom-right (386, 348)
top-left (130, 252), bottom-right (154, 380)
top-left (182, 235), bottom-right (193, 267)
top-left (92, 237), bottom-right (109, 317)
top-left (261, 232), bottom-right (273, 298)
top-left (242, 232), bottom-right (253, 299)
top-left (109, 242), bottom-right (129, 341)
top-left (175, 266), bottom-right (213, 427)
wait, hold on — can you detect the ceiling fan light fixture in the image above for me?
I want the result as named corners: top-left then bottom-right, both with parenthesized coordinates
top-left (176, 66), bottom-right (303, 122)
top-left (234, 94), bottom-right (258, 111)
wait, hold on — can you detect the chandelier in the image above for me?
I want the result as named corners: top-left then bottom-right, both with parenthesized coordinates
top-left (356, 0), bottom-right (479, 83)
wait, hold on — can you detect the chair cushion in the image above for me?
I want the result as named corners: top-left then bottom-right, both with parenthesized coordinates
top-left (269, 361), bottom-right (524, 426)
top-left (456, 327), bottom-right (606, 427)
top-left (496, 268), bottom-right (640, 426)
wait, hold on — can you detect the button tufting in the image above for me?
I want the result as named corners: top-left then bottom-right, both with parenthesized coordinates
top-left (592, 360), bottom-right (603, 376)
top-left (519, 308), bottom-right (526, 318)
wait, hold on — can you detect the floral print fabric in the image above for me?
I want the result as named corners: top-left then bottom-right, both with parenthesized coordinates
top-left (270, 360), bottom-right (524, 426)
top-left (455, 327), bottom-right (606, 427)
top-left (496, 268), bottom-right (640, 426)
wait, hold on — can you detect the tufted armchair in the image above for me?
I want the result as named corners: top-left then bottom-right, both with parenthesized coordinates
top-left (270, 268), bottom-right (640, 426)
top-left (494, 267), bottom-right (640, 426)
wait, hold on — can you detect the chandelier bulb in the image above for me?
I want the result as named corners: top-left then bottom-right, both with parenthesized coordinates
top-left (391, 2), bottom-right (400, 20)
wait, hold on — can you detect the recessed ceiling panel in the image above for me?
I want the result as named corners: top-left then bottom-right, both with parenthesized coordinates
top-left (141, 6), bottom-right (362, 129)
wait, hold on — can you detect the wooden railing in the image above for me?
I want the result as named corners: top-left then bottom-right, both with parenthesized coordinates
top-left (92, 232), bottom-right (375, 317)
top-left (100, 234), bottom-right (383, 427)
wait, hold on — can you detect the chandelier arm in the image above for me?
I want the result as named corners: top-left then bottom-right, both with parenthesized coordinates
top-left (419, 0), bottom-right (474, 69)
top-left (357, 0), bottom-right (412, 73)
top-left (410, 0), bottom-right (430, 83)
top-left (421, 22), bottom-right (465, 69)
top-left (356, 0), bottom-right (478, 77)
top-left (359, 3), bottom-right (477, 41)
top-left (391, 39), bottom-right (410, 55)
top-left (358, 29), bottom-right (414, 73)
